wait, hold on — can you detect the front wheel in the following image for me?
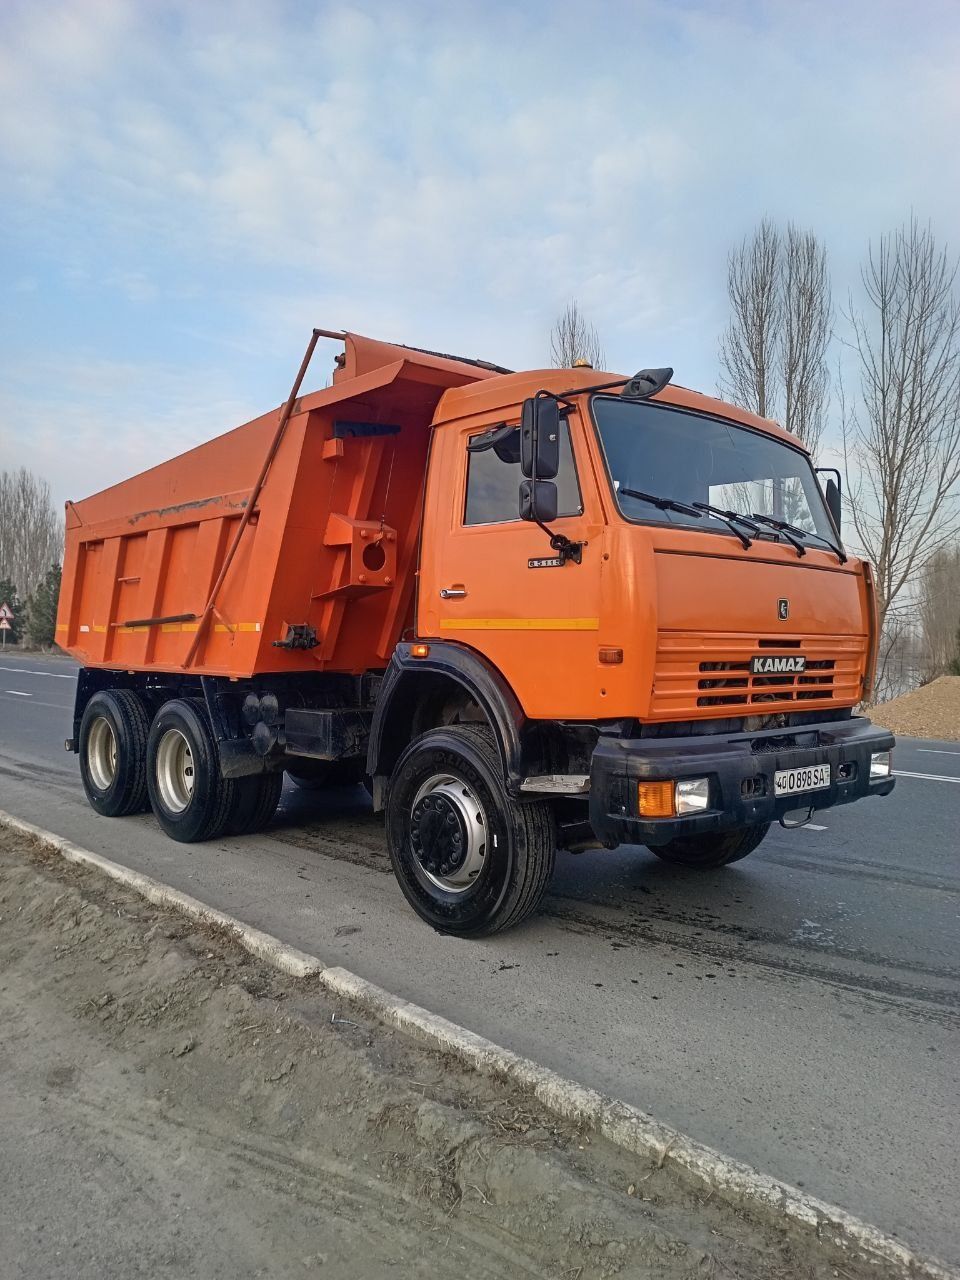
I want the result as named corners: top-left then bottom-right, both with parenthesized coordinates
top-left (385, 724), bottom-right (556, 936)
top-left (648, 822), bottom-right (771, 868)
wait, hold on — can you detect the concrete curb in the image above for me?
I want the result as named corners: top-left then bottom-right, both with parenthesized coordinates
top-left (2, 807), bottom-right (954, 1279)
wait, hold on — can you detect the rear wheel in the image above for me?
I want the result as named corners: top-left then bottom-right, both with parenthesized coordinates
top-left (648, 822), bottom-right (770, 868)
top-left (228, 771), bottom-right (284, 835)
top-left (147, 698), bottom-right (236, 843)
top-left (385, 724), bottom-right (556, 936)
top-left (79, 689), bottom-right (151, 817)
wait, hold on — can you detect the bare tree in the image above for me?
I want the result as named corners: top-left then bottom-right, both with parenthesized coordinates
top-left (0, 468), bottom-right (63, 597)
top-left (842, 217), bottom-right (960, 646)
top-left (918, 544), bottom-right (960, 679)
top-left (720, 218), bottom-right (782, 420)
top-left (551, 301), bottom-right (605, 369)
top-left (720, 219), bottom-right (832, 454)
top-left (781, 225), bottom-right (831, 457)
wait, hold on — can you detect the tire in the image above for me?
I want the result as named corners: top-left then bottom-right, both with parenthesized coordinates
top-left (228, 771), bottom-right (284, 836)
top-left (286, 759), bottom-right (367, 790)
top-left (385, 724), bottom-right (556, 936)
top-left (78, 689), bottom-right (151, 817)
top-left (648, 822), bottom-right (771, 868)
top-left (146, 698), bottom-right (236, 843)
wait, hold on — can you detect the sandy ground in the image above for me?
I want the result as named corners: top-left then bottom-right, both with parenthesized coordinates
top-left (0, 831), bottom-right (928, 1280)
top-left (870, 676), bottom-right (960, 741)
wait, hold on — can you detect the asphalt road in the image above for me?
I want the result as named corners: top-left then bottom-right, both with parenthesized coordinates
top-left (1, 651), bottom-right (958, 1265)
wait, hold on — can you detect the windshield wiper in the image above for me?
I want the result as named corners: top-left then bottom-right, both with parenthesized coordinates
top-left (750, 513), bottom-right (847, 564)
top-left (618, 490), bottom-right (759, 551)
top-left (691, 502), bottom-right (759, 550)
top-left (618, 488), bottom-right (704, 519)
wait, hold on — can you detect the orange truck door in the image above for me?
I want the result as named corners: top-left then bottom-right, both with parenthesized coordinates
top-left (419, 415), bottom-right (603, 720)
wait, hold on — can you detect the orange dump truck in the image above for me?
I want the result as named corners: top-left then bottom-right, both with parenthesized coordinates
top-left (58, 329), bottom-right (895, 934)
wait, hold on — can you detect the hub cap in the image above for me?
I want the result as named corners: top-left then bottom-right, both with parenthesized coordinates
top-left (156, 728), bottom-right (195, 814)
top-left (410, 773), bottom-right (487, 894)
top-left (87, 715), bottom-right (117, 791)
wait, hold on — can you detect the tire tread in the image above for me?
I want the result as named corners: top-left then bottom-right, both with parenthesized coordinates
top-left (388, 723), bottom-right (555, 936)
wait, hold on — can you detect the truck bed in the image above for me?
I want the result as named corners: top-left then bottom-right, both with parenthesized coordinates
top-left (56, 335), bottom-right (491, 677)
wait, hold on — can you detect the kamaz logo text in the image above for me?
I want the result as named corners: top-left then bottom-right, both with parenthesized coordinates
top-left (750, 655), bottom-right (806, 674)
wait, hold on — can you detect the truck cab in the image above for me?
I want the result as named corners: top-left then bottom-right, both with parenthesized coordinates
top-left (373, 361), bottom-right (894, 929)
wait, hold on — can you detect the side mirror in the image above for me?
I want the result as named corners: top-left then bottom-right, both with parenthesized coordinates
top-left (620, 367), bottom-right (673, 400)
top-left (521, 397), bottom-right (560, 480)
top-left (816, 468), bottom-right (842, 534)
top-left (519, 479), bottom-right (558, 523)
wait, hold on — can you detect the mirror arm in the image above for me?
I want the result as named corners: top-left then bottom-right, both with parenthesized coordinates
top-left (546, 530), bottom-right (584, 565)
top-left (466, 422), bottom-right (513, 453)
top-left (529, 514), bottom-right (583, 565)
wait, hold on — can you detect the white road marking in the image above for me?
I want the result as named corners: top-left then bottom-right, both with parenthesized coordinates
top-left (804, 823), bottom-right (828, 831)
top-left (0, 695), bottom-right (72, 710)
top-left (917, 748), bottom-right (960, 756)
top-left (0, 666), bottom-right (75, 679)
top-left (894, 769), bottom-right (960, 784)
top-left (3, 690), bottom-right (32, 697)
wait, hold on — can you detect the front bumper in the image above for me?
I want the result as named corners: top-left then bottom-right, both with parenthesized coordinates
top-left (589, 714), bottom-right (895, 847)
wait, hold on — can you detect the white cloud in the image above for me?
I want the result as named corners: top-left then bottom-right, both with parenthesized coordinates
top-left (1, 0), bottom-right (958, 506)
top-left (0, 354), bottom-right (258, 510)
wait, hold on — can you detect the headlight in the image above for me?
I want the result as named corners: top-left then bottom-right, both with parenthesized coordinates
top-left (676, 777), bottom-right (710, 814)
top-left (870, 751), bottom-right (892, 779)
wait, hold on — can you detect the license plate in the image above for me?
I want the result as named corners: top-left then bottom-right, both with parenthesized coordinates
top-left (774, 764), bottom-right (830, 796)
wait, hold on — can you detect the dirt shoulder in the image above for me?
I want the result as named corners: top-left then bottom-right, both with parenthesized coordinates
top-left (869, 676), bottom-right (960, 741)
top-left (0, 830), bottom-right (928, 1280)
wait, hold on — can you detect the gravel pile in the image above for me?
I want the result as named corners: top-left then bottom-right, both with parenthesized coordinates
top-left (869, 675), bottom-right (960, 741)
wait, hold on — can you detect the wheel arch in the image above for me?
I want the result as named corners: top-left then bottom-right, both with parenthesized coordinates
top-left (367, 642), bottom-right (530, 803)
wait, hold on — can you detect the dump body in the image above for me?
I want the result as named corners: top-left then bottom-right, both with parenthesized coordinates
top-left (57, 336), bottom-right (492, 677)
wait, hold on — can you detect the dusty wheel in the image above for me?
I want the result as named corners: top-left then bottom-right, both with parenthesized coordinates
top-left (78, 689), bottom-right (151, 817)
top-left (286, 759), bottom-right (367, 790)
top-left (648, 822), bottom-right (771, 868)
top-left (146, 698), bottom-right (236, 843)
top-left (386, 724), bottom-right (556, 936)
top-left (228, 771), bottom-right (284, 835)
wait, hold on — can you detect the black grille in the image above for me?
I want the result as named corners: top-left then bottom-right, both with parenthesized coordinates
top-left (697, 653), bottom-right (836, 707)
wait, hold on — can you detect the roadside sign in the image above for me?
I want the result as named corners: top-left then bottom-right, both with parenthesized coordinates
top-left (0, 617), bottom-right (9, 646)
top-left (0, 602), bottom-right (13, 620)
top-left (0, 619), bottom-right (9, 630)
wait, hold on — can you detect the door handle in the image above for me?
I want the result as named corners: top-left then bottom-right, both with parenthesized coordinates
top-left (440, 586), bottom-right (467, 599)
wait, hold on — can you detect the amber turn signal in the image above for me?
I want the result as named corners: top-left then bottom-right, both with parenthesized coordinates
top-left (638, 780), bottom-right (676, 818)
top-left (411, 642), bottom-right (431, 658)
top-left (599, 647), bottom-right (623, 664)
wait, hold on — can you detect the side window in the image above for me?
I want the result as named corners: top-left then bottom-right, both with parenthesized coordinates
top-left (464, 424), bottom-right (582, 526)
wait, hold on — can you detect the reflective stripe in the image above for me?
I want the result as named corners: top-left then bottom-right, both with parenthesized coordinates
top-left (440, 617), bottom-right (599, 631)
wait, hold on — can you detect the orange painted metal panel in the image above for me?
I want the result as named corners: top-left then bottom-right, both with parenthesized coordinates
top-left (57, 335), bottom-right (493, 677)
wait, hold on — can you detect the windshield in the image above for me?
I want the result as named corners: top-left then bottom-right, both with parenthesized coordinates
top-left (592, 397), bottom-right (835, 541)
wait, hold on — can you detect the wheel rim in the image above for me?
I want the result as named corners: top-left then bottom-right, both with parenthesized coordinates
top-left (87, 715), bottom-right (117, 791)
top-left (155, 728), bottom-right (195, 814)
top-left (410, 773), bottom-right (487, 894)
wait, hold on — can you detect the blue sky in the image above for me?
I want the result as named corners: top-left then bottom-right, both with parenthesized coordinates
top-left (2, 0), bottom-right (958, 510)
